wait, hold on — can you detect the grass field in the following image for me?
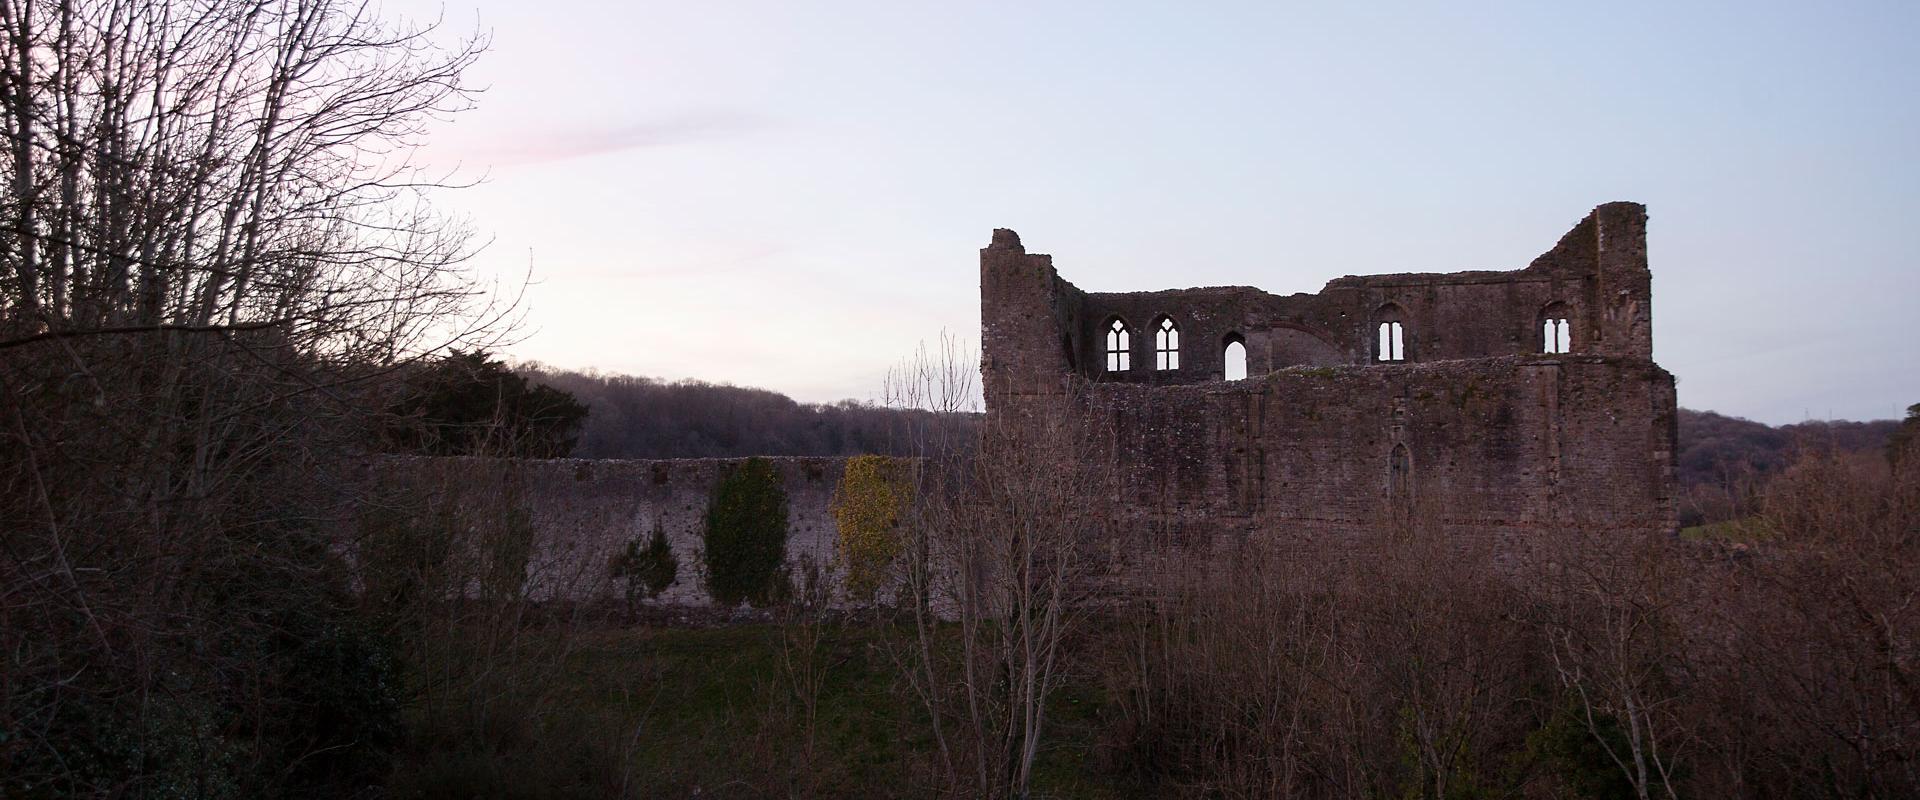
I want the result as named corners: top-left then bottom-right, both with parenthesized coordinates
top-left (409, 622), bottom-right (1136, 798)
top-left (1678, 516), bottom-right (1775, 541)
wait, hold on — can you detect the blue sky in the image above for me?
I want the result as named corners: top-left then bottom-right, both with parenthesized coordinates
top-left (403, 0), bottom-right (1918, 424)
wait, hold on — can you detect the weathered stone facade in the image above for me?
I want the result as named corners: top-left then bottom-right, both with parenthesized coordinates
top-left (395, 203), bottom-right (1676, 607)
top-left (982, 202), bottom-right (1678, 546)
top-left (383, 456), bottom-right (850, 607)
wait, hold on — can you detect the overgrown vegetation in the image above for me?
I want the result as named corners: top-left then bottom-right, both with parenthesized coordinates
top-left (612, 522), bottom-right (681, 606)
top-left (425, 621), bottom-right (1143, 800)
top-left (1111, 443), bottom-right (1917, 799)
top-left (361, 460), bottom-right (616, 799)
top-left (703, 457), bottom-right (793, 607)
top-left (831, 455), bottom-right (915, 601)
top-left (1889, 402), bottom-right (1920, 468)
top-left (475, 440), bottom-right (1917, 800)
top-left (0, 0), bottom-right (504, 794)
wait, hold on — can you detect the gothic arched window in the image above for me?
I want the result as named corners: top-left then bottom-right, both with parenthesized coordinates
top-left (1154, 316), bottom-right (1180, 370)
top-left (1223, 333), bottom-right (1247, 381)
top-left (1105, 318), bottom-right (1131, 372)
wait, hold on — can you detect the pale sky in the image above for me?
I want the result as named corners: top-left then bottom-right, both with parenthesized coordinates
top-left (399, 0), bottom-right (1918, 425)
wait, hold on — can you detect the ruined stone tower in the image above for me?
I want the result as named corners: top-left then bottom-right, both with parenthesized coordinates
top-left (981, 202), bottom-right (1678, 545)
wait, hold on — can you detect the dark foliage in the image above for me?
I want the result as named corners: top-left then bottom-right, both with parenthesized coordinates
top-left (387, 351), bottom-right (589, 458)
top-left (703, 458), bottom-right (791, 607)
top-left (0, 0), bottom-right (491, 793)
top-left (2, 403), bottom-right (405, 798)
top-left (520, 364), bottom-right (976, 459)
top-left (611, 523), bottom-right (680, 604)
top-left (1890, 403), bottom-right (1920, 467)
top-left (1525, 705), bottom-right (1639, 800)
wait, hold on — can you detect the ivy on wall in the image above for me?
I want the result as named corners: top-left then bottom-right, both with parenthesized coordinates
top-left (831, 455), bottom-right (913, 601)
top-left (702, 458), bottom-right (790, 606)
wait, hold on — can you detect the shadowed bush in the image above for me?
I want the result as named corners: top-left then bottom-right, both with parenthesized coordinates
top-left (611, 522), bottom-right (681, 607)
top-left (703, 458), bottom-right (792, 607)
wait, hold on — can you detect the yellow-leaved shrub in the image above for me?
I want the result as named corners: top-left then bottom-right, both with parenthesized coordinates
top-left (830, 455), bottom-right (914, 601)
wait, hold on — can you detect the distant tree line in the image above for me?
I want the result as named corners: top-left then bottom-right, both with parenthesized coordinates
top-left (1677, 408), bottom-right (1901, 486)
top-left (1676, 408), bottom-right (1903, 526)
top-left (517, 364), bottom-right (977, 459)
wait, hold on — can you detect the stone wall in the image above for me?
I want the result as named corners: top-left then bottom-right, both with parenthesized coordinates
top-left (383, 456), bottom-right (850, 605)
top-left (1095, 356), bottom-right (1677, 538)
top-left (989, 202), bottom-right (1654, 390)
top-left (982, 202), bottom-right (1678, 547)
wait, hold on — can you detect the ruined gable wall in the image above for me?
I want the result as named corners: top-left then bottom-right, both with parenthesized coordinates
top-left (1078, 275), bottom-right (1589, 381)
top-left (1313, 201), bottom-right (1652, 364)
top-left (980, 228), bottom-right (1088, 404)
top-left (1078, 287), bottom-right (1281, 383)
top-left (1047, 203), bottom-right (1653, 385)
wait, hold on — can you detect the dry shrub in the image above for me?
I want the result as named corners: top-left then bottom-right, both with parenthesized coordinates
top-left (1529, 533), bottom-right (1699, 800)
top-left (1103, 513), bottom-right (1543, 800)
top-left (1100, 446), bottom-right (1919, 800)
top-left (358, 458), bottom-right (631, 798)
top-left (891, 413), bottom-right (1120, 798)
top-left (1683, 450), bottom-right (1920, 796)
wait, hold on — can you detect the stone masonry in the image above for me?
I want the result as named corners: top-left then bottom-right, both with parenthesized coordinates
top-left (398, 202), bottom-right (1676, 607)
top-left (382, 456), bottom-right (849, 607)
top-left (980, 202), bottom-right (1679, 548)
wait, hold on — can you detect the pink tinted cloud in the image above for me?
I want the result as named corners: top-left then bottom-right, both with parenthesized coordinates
top-left (474, 110), bottom-right (766, 166)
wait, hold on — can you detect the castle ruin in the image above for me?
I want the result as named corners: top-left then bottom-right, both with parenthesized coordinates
top-left (406, 202), bottom-right (1679, 607)
top-left (981, 201), bottom-right (1678, 547)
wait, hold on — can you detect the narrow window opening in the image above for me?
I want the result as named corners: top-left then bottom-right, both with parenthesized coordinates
top-left (1223, 334), bottom-right (1247, 381)
top-left (1154, 317), bottom-right (1180, 370)
top-left (1542, 318), bottom-right (1571, 353)
top-left (1539, 303), bottom-right (1573, 354)
top-left (1104, 318), bottom-right (1131, 372)
top-left (1389, 444), bottom-right (1412, 503)
top-left (1376, 321), bottom-right (1405, 362)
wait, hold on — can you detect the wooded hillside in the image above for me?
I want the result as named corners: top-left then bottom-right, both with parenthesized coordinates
top-left (518, 364), bottom-right (975, 459)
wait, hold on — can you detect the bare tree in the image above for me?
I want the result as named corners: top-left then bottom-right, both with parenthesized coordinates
top-left (0, 0), bottom-right (506, 793)
top-left (883, 335), bottom-right (1121, 799)
top-left (1535, 543), bottom-right (1694, 800)
top-left (1696, 449), bottom-right (1920, 796)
